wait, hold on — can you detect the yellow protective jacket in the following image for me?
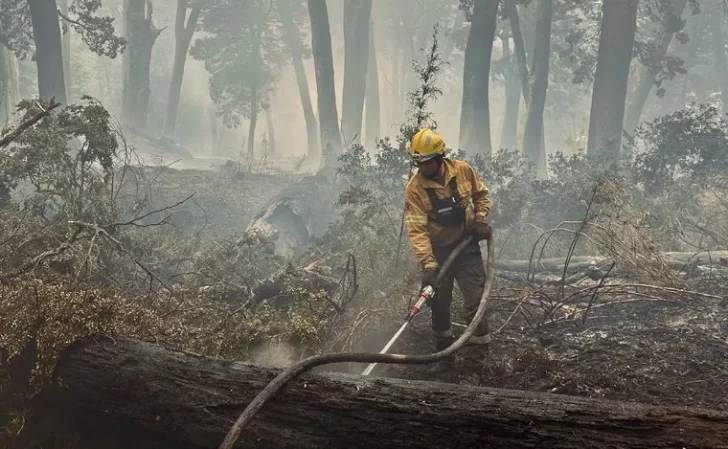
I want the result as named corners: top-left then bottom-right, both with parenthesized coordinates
top-left (404, 159), bottom-right (491, 270)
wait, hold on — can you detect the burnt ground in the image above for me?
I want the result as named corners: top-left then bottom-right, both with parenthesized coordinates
top-left (382, 278), bottom-right (728, 411)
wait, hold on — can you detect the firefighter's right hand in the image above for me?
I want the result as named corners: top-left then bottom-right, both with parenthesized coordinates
top-left (421, 267), bottom-right (439, 289)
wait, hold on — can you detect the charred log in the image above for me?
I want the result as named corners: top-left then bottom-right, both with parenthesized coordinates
top-left (47, 335), bottom-right (728, 449)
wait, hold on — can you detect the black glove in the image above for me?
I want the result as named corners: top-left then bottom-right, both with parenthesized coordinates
top-left (421, 267), bottom-right (439, 288)
top-left (472, 221), bottom-right (492, 241)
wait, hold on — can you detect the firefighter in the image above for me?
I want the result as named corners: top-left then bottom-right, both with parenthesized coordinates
top-left (403, 128), bottom-right (492, 370)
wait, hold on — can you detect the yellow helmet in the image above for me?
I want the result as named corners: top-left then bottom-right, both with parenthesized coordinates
top-left (409, 128), bottom-right (446, 164)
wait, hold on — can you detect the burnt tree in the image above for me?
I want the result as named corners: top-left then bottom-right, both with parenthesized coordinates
top-left (47, 336), bottom-right (728, 449)
top-left (122, 0), bottom-right (163, 131)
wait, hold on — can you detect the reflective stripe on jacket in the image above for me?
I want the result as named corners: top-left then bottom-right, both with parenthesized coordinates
top-left (404, 159), bottom-right (491, 270)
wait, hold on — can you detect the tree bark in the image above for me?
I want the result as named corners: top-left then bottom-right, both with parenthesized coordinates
top-left (521, 0), bottom-right (551, 176)
top-left (122, 0), bottom-right (163, 132)
top-left (163, 0), bottom-right (202, 139)
top-left (623, 0), bottom-right (689, 134)
top-left (50, 335), bottom-right (728, 449)
top-left (0, 44), bottom-right (8, 122)
top-left (28, 0), bottom-right (67, 104)
top-left (59, 0), bottom-right (72, 102)
top-left (709, 4), bottom-right (728, 113)
top-left (340, 0), bottom-right (371, 145)
top-left (278, 0), bottom-right (319, 162)
top-left (264, 102), bottom-right (276, 158)
top-left (586, 0), bottom-right (638, 161)
top-left (459, 0), bottom-right (499, 157)
top-left (247, 83), bottom-right (258, 161)
top-left (364, 19), bottom-right (380, 149)
top-left (308, 0), bottom-right (342, 169)
top-left (499, 33), bottom-right (521, 152)
top-left (504, 0), bottom-right (530, 104)
top-left (6, 50), bottom-right (20, 109)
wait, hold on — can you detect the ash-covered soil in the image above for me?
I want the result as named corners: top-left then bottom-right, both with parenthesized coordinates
top-left (387, 281), bottom-right (728, 410)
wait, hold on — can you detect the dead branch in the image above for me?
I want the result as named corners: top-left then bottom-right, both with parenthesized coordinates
top-left (0, 98), bottom-right (62, 148)
top-left (108, 193), bottom-right (195, 228)
top-left (0, 227), bottom-right (85, 283)
top-left (68, 220), bottom-right (172, 293)
top-left (582, 262), bottom-right (616, 325)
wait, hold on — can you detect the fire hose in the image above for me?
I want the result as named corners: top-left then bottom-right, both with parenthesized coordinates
top-left (361, 234), bottom-right (476, 376)
top-left (219, 233), bottom-right (494, 449)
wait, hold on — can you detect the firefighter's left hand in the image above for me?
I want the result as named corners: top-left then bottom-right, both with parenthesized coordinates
top-left (472, 221), bottom-right (492, 241)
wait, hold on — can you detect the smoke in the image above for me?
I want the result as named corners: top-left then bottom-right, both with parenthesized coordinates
top-left (248, 340), bottom-right (299, 368)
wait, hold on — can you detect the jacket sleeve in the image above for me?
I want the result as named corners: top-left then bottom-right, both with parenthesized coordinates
top-left (404, 186), bottom-right (438, 270)
top-left (466, 164), bottom-right (491, 221)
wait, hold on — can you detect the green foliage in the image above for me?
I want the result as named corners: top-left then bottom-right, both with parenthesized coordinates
top-left (66, 0), bottom-right (127, 58)
top-left (191, 0), bottom-right (287, 128)
top-left (0, 0), bottom-right (32, 57)
top-left (0, 96), bottom-right (119, 222)
top-left (627, 103), bottom-right (728, 193)
top-left (0, 0), bottom-right (125, 58)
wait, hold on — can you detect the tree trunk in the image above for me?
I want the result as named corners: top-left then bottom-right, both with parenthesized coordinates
top-left (340, 0), bottom-right (371, 145)
top-left (504, 0), bottom-right (530, 104)
top-left (0, 44), bottom-right (8, 122)
top-left (163, 0), bottom-right (202, 139)
top-left (308, 0), bottom-right (342, 169)
top-left (278, 1), bottom-right (319, 162)
top-left (28, 0), bottom-right (67, 104)
top-left (586, 0), bottom-right (638, 161)
top-left (390, 40), bottom-right (400, 127)
top-left (364, 19), bottom-right (380, 148)
top-left (521, 0), bottom-right (551, 176)
top-left (247, 84), bottom-right (258, 162)
top-left (49, 335), bottom-right (728, 449)
top-left (6, 50), bottom-right (20, 108)
top-left (623, 0), bottom-right (689, 134)
top-left (59, 0), bottom-right (73, 102)
top-left (459, 0), bottom-right (499, 157)
top-left (709, 5), bottom-right (728, 113)
top-left (264, 102), bottom-right (276, 158)
top-left (499, 33), bottom-right (521, 152)
top-left (122, 0), bottom-right (163, 132)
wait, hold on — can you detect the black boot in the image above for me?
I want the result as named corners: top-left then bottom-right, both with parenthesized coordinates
top-left (462, 333), bottom-right (491, 368)
top-left (426, 334), bottom-right (456, 374)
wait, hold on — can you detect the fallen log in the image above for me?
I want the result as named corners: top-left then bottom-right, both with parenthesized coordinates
top-left (498, 251), bottom-right (728, 273)
top-left (245, 172), bottom-right (342, 259)
top-left (51, 335), bottom-right (728, 449)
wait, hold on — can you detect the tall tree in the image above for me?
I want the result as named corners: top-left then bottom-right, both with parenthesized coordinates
top-left (504, 0), bottom-right (530, 101)
top-left (459, 0), bottom-right (499, 157)
top-left (340, 0), bottom-right (371, 145)
top-left (246, 23), bottom-right (262, 159)
top-left (623, 0), bottom-right (690, 133)
top-left (164, 0), bottom-right (202, 139)
top-left (28, 0), bottom-right (66, 104)
top-left (308, 0), bottom-right (341, 167)
top-left (586, 0), bottom-right (639, 160)
top-left (0, 43), bottom-right (8, 122)
top-left (278, 0), bottom-right (319, 161)
top-left (122, 0), bottom-right (163, 131)
top-left (521, 0), bottom-right (552, 175)
top-left (365, 18), bottom-right (380, 148)
top-left (708, 3), bottom-right (728, 113)
top-left (498, 30), bottom-right (521, 152)
top-left (59, 0), bottom-right (72, 102)
top-left (263, 100), bottom-right (276, 158)
top-left (191, 1), bottom-right (285, 157)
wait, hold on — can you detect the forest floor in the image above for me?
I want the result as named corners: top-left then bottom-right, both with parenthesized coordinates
top-left (383, 277), bottom-right (728, 411)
